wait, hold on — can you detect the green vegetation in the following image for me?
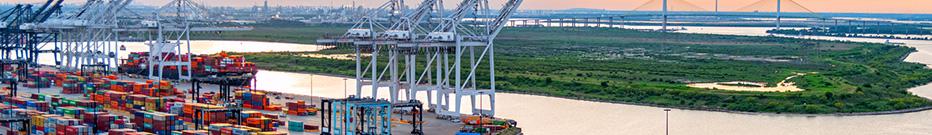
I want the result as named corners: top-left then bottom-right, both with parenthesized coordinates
top-left (209, 23), bottom-right (932, 114)
top-left (768, 26), bottom-right (932, 40)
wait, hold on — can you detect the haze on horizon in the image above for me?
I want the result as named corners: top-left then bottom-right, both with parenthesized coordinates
top-left (6, 0), bottom-right (932, 14)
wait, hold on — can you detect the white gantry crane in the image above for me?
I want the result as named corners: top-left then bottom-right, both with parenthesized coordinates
top-left (317, 0), bottom-right (408, 100)
top-left (397, 0), bottom-right (523, 118)
top-left (1, 0), bottom-right (64, 65)
top-left (143, 0), bottom-right (205, 81)
top-left (141, 0), bottom-right (249, 81)
top-left (319, 0), bottom-right (523, 119)
top-left (319, 0), bottom-right (444, 103)
top-left (36, 0), bottom-right (133, 71)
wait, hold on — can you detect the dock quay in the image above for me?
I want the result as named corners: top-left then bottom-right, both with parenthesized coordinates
top-left (0, 66), bottom-right (521, 135)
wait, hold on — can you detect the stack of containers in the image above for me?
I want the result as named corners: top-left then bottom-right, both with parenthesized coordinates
top-left (140, 80), bottom-right (175, 97)
top-left (39, 115), bottom-right (58, 134)
top-left (129, 94), bottom-right (147, 110)
top-left (232, 125), bottom-right (262, 135)
top-left (61, 98), bottom-right (81, 107)
top-left (32, 101), bottom-right (50, 113)
top-left (168, 102), bottom-right (183, 115)
top-left (241, 111), bottom-right (261, 119)
top-left (108, 80), bottom-right (134, 92)
top-left (83, 82), bottom-right (100, 96)
top-left (132, 83), bottom-right (146, 93)
top-left (245, 117), bottom-right (275, 131)
top-left (258, 131), bottom-right (287, 135)
top-left (144, 96), bottom-right (166, 112)
top-left (287, 120), bottom-right (304, 132)
top-left (304, 124), bottom-right (321, 132)
top-left (49, 96), bottom-right (62, 108)
top-left (0, 109), bottom-right (29, 133)
top-left (24, 77), bottom-right (52, 88)
top-left (22, 95), bottom-right (51, 112)
top-left (24, 70), bottom-right (53, 88)
top-left (208, 123), bottom-right (232, 135)
top-left (61, 75), bottom-right (87, 94)
top-left (199, 93), bottom-right (215, 104)
top-left (91, 92), bottom-right (108, 107)
top-left (62, 80), bottom-right (81, 94)
top-left (57, 106), bottom-right (87, 119)
top-left (237, 91), bottom-right (269, 110)
top-left (124, 52), bottom-right (257, 81)
top-left (132, 111), bottom-right (177, 135)
top-left (111, 116), bottom-right (134, 131)
top-left (108, 129), bottom-right (138, 135)
top-left (181, 103), bottom-right (227, 124)
top-left (76, 100), bottom-right (99, 110)
top-left (43, 115), bottom-right (65, 135)
top-left (9, 97), bottom-right (27, 109)
top-left (106, 91), bottom-right (128, 111)
top-left (82, 111), bottom-right (115, 132)
top-left (285, 100), bottom-right (313, 116)
top-left (54, 118), bottom-right (82, 135)
top-left (62, 125), bottom-right (90, 135)
top-left (177, 130), bottom-right (209, 135)
top-left (31, 114), bottom-right (61, 134)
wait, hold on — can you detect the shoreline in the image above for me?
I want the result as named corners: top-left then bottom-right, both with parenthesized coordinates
top-left (499, 90), bottom-right (932, 117)
top-left (766, 33), bottom-right (932, 41)
top-left (254, 68), bottom-right (932, 117)
top-left (196, 29), bottom-right (932, 117)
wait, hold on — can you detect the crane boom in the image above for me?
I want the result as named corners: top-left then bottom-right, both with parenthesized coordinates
top-left (35, 0), bottom-right (64, 22)
top-left (488, 0), bottom-right (522, 38)
top-left (435, 0), bottom-right (479, 32)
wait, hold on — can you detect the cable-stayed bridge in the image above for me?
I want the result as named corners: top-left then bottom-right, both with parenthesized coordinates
top-left (507, 0), bottom-right (932, 35)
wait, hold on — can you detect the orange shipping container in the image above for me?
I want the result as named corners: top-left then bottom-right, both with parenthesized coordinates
top-left (133, 84), bottom-right (146, 92)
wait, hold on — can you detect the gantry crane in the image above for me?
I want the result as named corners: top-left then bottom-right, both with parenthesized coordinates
top-left (124, 0), bottom-right (252, 81)
top-left (397, 0), bottom-right (524, 118)
top-left (320, 0), bottom-right (522, 119)
top-left (316, 0), bottom-right (408, 101)
top-left (1, 0), bottom-right (64, 67)
top-left (33, 0), bottom-right (133, 71)
top-left (367, 0), bottom-right (444, 103)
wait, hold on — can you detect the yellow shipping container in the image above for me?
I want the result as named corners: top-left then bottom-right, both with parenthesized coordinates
top-left (31, 115), bottom-right (46, 126)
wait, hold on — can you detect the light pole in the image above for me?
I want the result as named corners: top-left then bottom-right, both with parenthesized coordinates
top-left (662, 0), bottom-right (668, 31)
top-left (776, 0), bottom-right (782, 30)
top-left (664, 109), bottom-right (671, 135)
top-left (343, 78), bottom-right (348, 99)
top-left (714, 0), bottom-right (719, 15)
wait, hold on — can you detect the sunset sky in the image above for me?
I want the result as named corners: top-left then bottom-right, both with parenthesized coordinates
top-left (7, 0), bottom-right (932, 14)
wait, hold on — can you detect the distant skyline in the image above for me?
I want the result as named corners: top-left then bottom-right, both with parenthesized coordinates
top-left (7, 0), bottom-right (932, 14)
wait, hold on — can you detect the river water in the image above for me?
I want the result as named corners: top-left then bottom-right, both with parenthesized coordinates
top-left (245, 26), bottom-right (932, 135)
top-left (40, 27), bottom-right (932, 134)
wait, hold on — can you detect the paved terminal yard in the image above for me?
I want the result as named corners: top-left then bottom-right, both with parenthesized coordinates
top-left (0, 67), bottom-right (478, 135)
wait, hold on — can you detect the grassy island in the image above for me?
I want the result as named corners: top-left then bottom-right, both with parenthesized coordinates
top-left (198, 23), bottom-right (932, 114)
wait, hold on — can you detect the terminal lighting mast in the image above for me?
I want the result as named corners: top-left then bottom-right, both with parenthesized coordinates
top-left (662, 0), bottom-right (667, 31)
top-left (776, 0), bottom-right (781, 29)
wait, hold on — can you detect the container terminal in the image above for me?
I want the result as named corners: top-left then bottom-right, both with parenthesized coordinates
top-left (0, 0), bottom-right (524, 135)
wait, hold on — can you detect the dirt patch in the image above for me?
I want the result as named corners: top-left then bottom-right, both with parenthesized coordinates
top-left (687, 72), bottom-right (813, 92)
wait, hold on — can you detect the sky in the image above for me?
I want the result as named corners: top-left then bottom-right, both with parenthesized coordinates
top-left (6, 0), bottom-right (932, 14)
